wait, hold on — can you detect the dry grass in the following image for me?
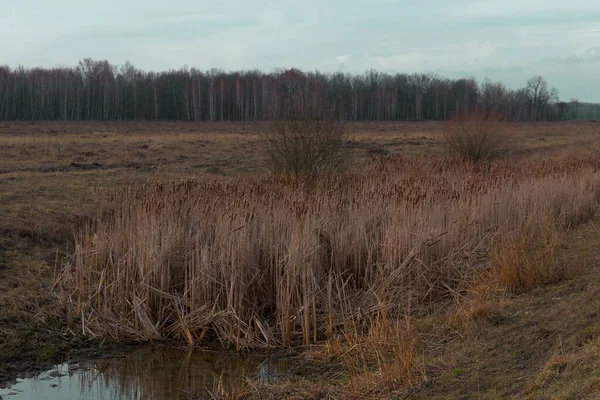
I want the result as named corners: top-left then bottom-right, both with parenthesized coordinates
top-left (527, 336), bottom-right (600, 399)
top-left (57, 152), bottom-right (600, 354)
top-left (491, 222), bottom-right (567, 294)
top-left (3, 121), bottom-right (600, 397)
top-left (2, 121), bottom-right (600, 177)
top-left (341, 313), bottom-right (426, 396)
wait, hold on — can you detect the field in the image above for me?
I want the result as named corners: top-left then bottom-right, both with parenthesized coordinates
top-left (1, 120), bottom-right (600, 398)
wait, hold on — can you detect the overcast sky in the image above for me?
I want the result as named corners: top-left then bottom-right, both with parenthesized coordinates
top-left (2, 0), bottom-right (600, 102)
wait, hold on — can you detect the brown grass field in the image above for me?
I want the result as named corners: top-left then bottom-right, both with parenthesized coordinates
top-left (1, 120), bottom-right (600, 398)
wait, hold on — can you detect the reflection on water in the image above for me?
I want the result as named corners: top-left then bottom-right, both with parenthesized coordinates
top-left (0, 346), bottom-right (292, 399)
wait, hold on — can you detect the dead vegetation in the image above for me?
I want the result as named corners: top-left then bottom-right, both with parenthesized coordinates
top-left (261, 103), bottom-right (351, 176)
top-left (443, 109), bottom-right (507, 164)
top-left (3, 121), bottom-right (600, 397)
top-left (54, 148), bottom-right (600, 396)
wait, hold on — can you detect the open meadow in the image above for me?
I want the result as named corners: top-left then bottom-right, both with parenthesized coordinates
top-left (1, 120), bottom-right (600, 398)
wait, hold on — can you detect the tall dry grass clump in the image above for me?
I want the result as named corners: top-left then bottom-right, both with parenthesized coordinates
top-left (491, 221), bottom-right (567, 294)
top-left (444, 109), bottom-right (507, 164)
top-left (336, 308), bottom-right (426, 396)
top-left (57, 154), bottom-right (600, 354)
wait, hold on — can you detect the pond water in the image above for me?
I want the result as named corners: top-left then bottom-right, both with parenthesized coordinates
top-left (0, 346), bottom-right (293, 400)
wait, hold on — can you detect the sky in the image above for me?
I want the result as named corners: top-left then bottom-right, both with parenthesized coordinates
top-left (2, 0), bottom-right (600, 102)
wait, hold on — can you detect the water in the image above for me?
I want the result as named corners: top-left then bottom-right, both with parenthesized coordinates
top-left (0, 346), bottom-right (293, 400)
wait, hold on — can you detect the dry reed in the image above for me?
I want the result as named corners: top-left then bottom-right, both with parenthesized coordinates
top-left (58, 153), bottom-right (600, 353)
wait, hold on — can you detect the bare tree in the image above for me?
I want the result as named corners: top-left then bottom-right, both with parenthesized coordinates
top-left (556, 102), bottom-right (569, 120)
top-left (526, 76), bottom-right (558, 121)
top-left (4, 61), bottom-right (597, 123)
top-left (481, 78), bottom-right (507, 115)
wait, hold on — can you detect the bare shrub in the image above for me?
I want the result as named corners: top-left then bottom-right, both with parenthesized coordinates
top-left (444, 109), bottom-right (506, 164)
top-left (261, 101), bottom-right (351, 176)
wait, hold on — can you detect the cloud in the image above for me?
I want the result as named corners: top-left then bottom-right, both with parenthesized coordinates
top-left (367, 40), bottom-right (496, 72)
top-left (450, 0), bottom-right (600, 22)
top-left (543, 46), bottom-right (600, 64)
top-left (335, 55), bottom-right (351, 65)
top-left (1, 0), bottom-right (599, 101)
top-left (373, 52), bottom-right (429, 70)
top-left (566, 28), bottom-right (600, 36)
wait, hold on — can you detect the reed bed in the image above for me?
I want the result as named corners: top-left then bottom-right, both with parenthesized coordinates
top-left (58, 154), bottom-right (600, 352)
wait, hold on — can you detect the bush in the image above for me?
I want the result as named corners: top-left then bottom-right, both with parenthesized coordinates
top-left (261, 102), bottom-right (351, 176)
top-left (443, 109), bottom-right (506, 164)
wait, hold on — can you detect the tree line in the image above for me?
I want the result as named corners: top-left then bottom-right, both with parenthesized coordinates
top-left (0, 59), bottom-right (598, 122)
